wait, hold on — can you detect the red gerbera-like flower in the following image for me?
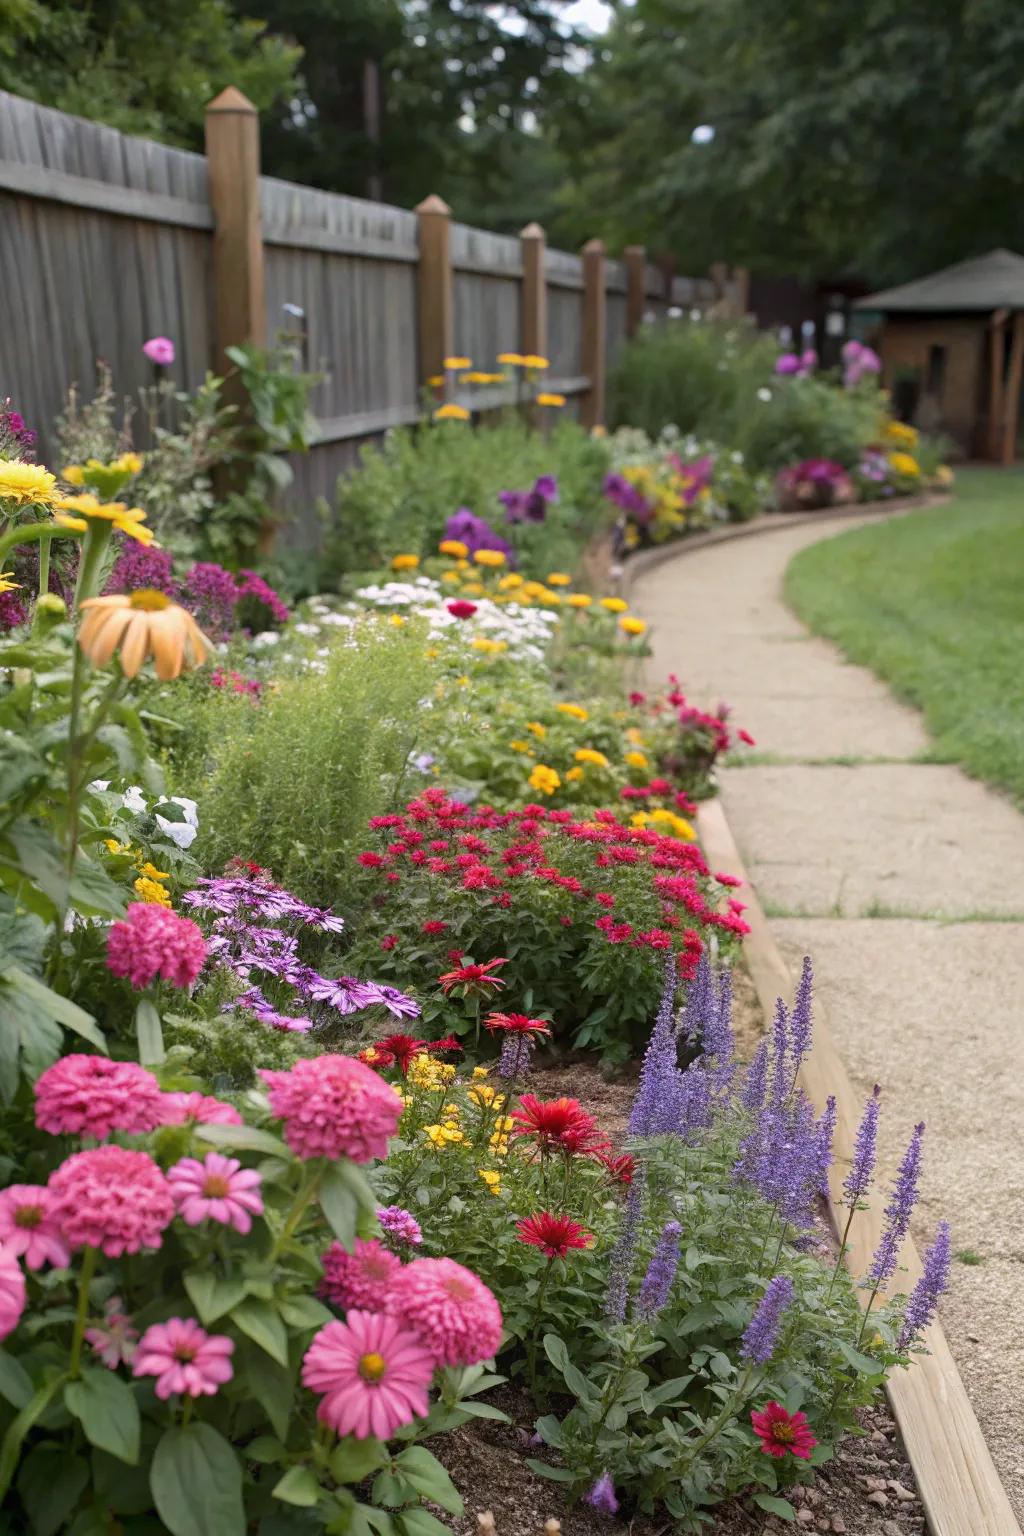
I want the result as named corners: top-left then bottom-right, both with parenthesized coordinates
top-left (510, 1095), bottom-right (609, 1157)
top-left (516, 1211), bottom-right (592, 1259)
top-left (750, 1402), bottom-right (818, 1461)
top-left (438, 958), bottom-right (507, 997)
top-left (592, 1150), bottom-right (636, 1186)
top-left (370, 1034), bottom-right (429, 1075)
top-left (484, 1012), bottom-right (552, 1038)
top-left (447, 601), bottom-right (478, 620)
top-left (431, 1035), bottom-right (464, 1054)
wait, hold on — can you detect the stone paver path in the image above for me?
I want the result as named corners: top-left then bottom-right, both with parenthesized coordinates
top-left (635, 514), bottom-right (1024, 1520)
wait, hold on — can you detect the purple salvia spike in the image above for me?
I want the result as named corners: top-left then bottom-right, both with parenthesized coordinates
top-left (741, 1039), bottom-right (769, 1111)
top-left (635, 1220), bottom-right (683, 1322)
top-left (788, 955), bottom-right (814, 1077)
top-left (869, 1122), bottom-right (926, 1287)
top-left (628, 954), bottom-right (678, 1137)
top-left (769, 998), bottom-right (789, 1106)
top-left (604, 1168), bottom-right (647, 1321)
top-left (897, 1222), bottom-right (952, 1349)
top-left (740, 1274), bottom-right (794, 1364)
top-left (844, 1085), bottom-right (881, 1209)
top-left (680, 950), bottom-right (715, 1045)
top-left (816, 1095), bottom-right (837, 1198)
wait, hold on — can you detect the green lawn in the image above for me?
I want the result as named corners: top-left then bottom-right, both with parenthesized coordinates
top-left (784, 468), bottom-right (1024, 805)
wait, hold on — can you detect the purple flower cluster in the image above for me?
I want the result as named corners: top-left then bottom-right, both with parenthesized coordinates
top-left (842, 339), bottom-right (882, 389)
top-left (499, 474), bottom-right (558, 525)
top-left (106, 541), bottom-right (178, 598)
top-left (0, 402), bottom-right (36, 457)
top-left (181, 562), bottom-right (240, 640)
top-left (869, 1121), bottom-right (925, 1287)
top-left (236, 569), bottom-right (291, 627)
top-left (635, 1219), bottom-right (683, 1322)
top-left (585, 1473), bottom-right (619, 1515)
top-left (628, 955), bottom-right (678, 1137)
top-left (667, 452), bottom-right (715, 507)
top-left (604, 1169), bottom-right (646, 1322)
top-left (844, 1085), bottom-right (881, 1209)
top-left (775, 349), bottom-right (817, 377)
top-left (377, 1205), bottom-right (423, 1248)
top-left (603, 471), bottom-right (653, 525)
top-left (740, 1274), bottom-right (794, 1363)
top-left (443, 508), bottom-right (515, 565)
top-left (0, 589), bottom-right (28, 633)
top-left (497, 1032), bottom-right (535, 1082)
top-left (897, 1222), bottom-right (951, 1349)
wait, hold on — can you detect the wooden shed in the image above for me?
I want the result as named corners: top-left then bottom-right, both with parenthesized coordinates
top-left (855, 248), bottom-right (1024, 461)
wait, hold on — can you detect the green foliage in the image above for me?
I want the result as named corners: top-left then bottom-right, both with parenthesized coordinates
top-left (733, 377), bottom-right (883, 474)
top-left (610, 319), bottom-right (778, 441)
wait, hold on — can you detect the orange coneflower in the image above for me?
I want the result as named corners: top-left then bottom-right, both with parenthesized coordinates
top-left (78, 589), bottom-right (210, 680)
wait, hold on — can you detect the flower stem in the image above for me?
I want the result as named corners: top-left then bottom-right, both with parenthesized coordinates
top-left (37, 532), bottom-right (52, 599)
top-left (827, 1205), bottom-right (857, 1301)
top-left (180, 1397), bottom-right (194, 1429)
top-left (272, 1167), bottom-right (322, 1259)
top-left (69, 1246), bottom-right (98, 1379)
top-left (525, 1260), bottom-right (555, 1396)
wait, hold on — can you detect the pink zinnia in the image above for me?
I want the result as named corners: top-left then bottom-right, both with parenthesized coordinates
top-left (167, 1153), bottom-right (264, 1235)
top-left (34, 1054), bottom-right (168, 1139)
top-left (0, 1184), bottom-right (70, 1270)
top-left (86, 1296), bottom-right (139, 1369)
top-left (47, 1146), bottom-right (175, 1257)
top-left (133, 1318), bottom-right (234, 1399)
top-left (321, 1238), bottom-right (402, 1311)
top-left (0, 1246), bottom-right (25, 1341)
top-left (260, 1054), bottom-right (403, 1162)
top-left (385, 1257), bottom-right (502, 1367)
top-left (160, 1091), bottom-right (243, 1127)
top-left (106, 904), bottom-right (207, 990)
top-left (302, 1311), bottom-right (434, 1440)
top-left (142, 336), bottom-right (175, 366)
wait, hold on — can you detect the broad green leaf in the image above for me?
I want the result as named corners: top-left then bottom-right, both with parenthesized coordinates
top-left (184, 1270), bottom-right (249, 1325)
top-left (278, 1294), bottom-right (334, 1331)
top-left (837, 1341), bottom-right (884, 1376)
top-left (752, 1493), bottom-right (796, 1520)
top-left (246, 1435), bottom-right (288, 1464)
top-left (0, 1349), bottom-right (33, 1409)
top-left (533, 1414), bottom-right (565, 1448)
top-left (135, 998), bottom-right (165, 1065)
top-left (541, 1334), bottom-right (569, 1373)
top-left (524, 1459), bottom-right (576, 1483)
top-left (151, 1424), bottom-right (245, 1536)
top-left (0, 1373), bottom-right (68, 1505)
top-left (272, 1466), bottom-right (320, 1506)
top-left (394, 1447), bottom-right (463, 1516)
top-left (319, 1164), bottom-right (359, 1248)
top-left (65, 1368), bottom-right (140, 1464)
top-left (330, 1159), bottom-right (379, 1215)
top-left (7, 967), bottom-right (106, 1050)
top-left (397, 1510), bottom-right (451, 1536)
top-left (330, 1436), bottom-right (388, 1485)
top-left (195, 1122), bottom-right (292, 1160)
top-left (242, 1345), bottom-right (293, 1442)
top-left (17, 1446), bottom-right (89, 1536)
top-left (451, 1400), bottom-right (510, 1422)
top-left (231, 1298), bottom-right (290, 1367)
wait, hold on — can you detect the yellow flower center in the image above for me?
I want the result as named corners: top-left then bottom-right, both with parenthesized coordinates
top-left (359, 1351), bottom-right (388, 1382)
top-left (128, 589), bottom-right (171, 612)
top-left (202, 1175), bottom-right (231, 1198)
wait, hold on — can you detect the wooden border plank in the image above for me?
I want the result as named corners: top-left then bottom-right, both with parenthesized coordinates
top-left (696, 796), bottom-right (1022, 1536)
top-left (0, 157), bottom-right (213, 229)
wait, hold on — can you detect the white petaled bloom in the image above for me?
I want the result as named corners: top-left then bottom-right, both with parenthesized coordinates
top-left (251, 631), bottom-right (281, 649)
top-left (757, 388), bottom-right (772, 403)
top-left (293, 622), bottom-right (321, 636)
top-left (121, 785), bottom-right (147, 815)
top-left (155, 795), bottom-right (199, 850)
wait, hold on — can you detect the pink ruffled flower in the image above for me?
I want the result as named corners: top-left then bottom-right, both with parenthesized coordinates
top-left (160, 1091), bottom-right (243, 1127)
top-left (133, 1317), bottom-right (234, 1399)
top-left (86, 1296), bottom-right (139, 1368)
top-left (34, 1054), bottom-right (168, 1139)
top-left (260, 1054), bottom-right (403, 1162)
top-left (48, 1146), bottom-right (175, 1257)
top-left (385, 1257), bottom-right (502, 1367)
top-left (0, 1246), bottom-right (25, 1341)
top-left (106, 904), bottom-right (207, 991)
top-left (302, 1311), bottom-right (434, 1440)
top-left (321, 1238), bottom-right (402, 1311)
top-left (167, 1153), bottom-right (264, 1235)
top-left (0, 1184), bottom-right (70, 1270)
top-left (142, 336), bottom-right (175, 367)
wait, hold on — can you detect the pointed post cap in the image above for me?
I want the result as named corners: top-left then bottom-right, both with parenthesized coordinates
top-left (414, 194), bottom-right (451, 216)
top-left (206, 86), bottom-right (258, 115)
top-left (520, 221), bottom-right (546, 239)
top-left (582, 237), bottom-right (605, 255)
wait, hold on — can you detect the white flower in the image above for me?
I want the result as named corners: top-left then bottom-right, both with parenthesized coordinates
top-left (293, 622), bottom-right (321, 636)
top-left (154, 795), bottom-right (199, 850)
top-left (251, 631), bottom-right (281, 649)
top-left (87, 779), bottom-right (111, 793)
top-left (757, 388), bottom-right (772, 403)
top-left (121, 785), bottom-right (147, 815)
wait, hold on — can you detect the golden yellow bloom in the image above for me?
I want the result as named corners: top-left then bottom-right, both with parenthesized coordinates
top-left (545, 573), bottom-right (571, 587)
top-left (885, 420), bottom-right (918, 446)
top-left (55, 493), bottom-right (155, 546)
top-left (0, 462), bottom-right (60, 507)
top-left (441, 570), bottom-right (462, 585)
top-left (522, 355), bottom-right (550, 370)
top-left (528, 763), bottom-right (561, 796)
top-left (490, 1137), bottom-right (509, 1156)
top-left (625, 727), bottom-right (644, 745)
top-left (536, 589), bottom-right (562, 606)
top-left (565, 767), bottom-right (584, 782)
top-left (567, 593), bottom-right (592, 608)
top-left (112, 452), bottom-right (144, 476)
top-left (455, 559), bottom-right (470, 571)
top-left (134, 876), bottom-right (172, 907)
top-left (468, 1084), bottom-right (505, 1108)
top-left (428, 375), bottom-right (446, 388)
top-left (556, 703), bottom-right (589, 722)
top-left (439, 539), bottom-right (469, 558)
top-left (601, 596), bottom-right (628, 613)
top-left (444, 356), bottom-right (472, 370)
top-left (536, 393), bottom-right (565, 407)
top-left (497, 352), bottom-right (525, 366)
top-left (471, 637), bottom-right (507, 654)
top-left (455, 676), bottom-right (471, 688)
top-left (509, 740), bottom-right (534, 754)
top-left (591, 424), bottom-right (607, 439)
top-left (526, 721), bottom-right (547, 738)
top-left (103, 838), bottom-right (130, 855)
top-left (137, 862), bottom-right (169, 881)
top-left (575, 748), bottom-right (610, 768)
top-left (493, 1115), bottom-right (515, 1133)
top-left (935, 464), bottom-right (954, 487)
top-left (78, 590), bottom-right (210, 681)
top-left (648, 807), bottom-right (695, 840)
top-left (0, 573), bottom-right (21, 595)
top-left (424, 647), bottom-right (439, 659)
top-left (423, 1123), bottom-right (464, 1147)
top-left (625, 750), bottom-right (649, 769)
top-left (472, 1066), bottom-right (490, 1080)
top-left (498, 573), bottom-right (524, 590)
top-left (434, 404), bottom-right (470, 422)
top-left (61, 465), bottom-right (86, 487)
top-left (619, 616), bottom-right (648, 636)
top-left (388, 614), bottom-right (406, 627)
top-left (478, 1169), bottom-right (502, 1194)
top-left (391, 553), bottom-right (420, 571)
top-left (473, 549), bottom-right (506, 568)
top-left (461, 582), bottom-right (485, 596)
top-left (887, 451), bottom-right (920, 477)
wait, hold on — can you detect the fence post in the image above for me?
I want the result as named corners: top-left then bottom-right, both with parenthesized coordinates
top-left (520, 222), bottom-right (548, 362)
top-left (733, 265), bottom-right (751, 317)
top-left (661, 255), bottom-right (675, 308)
top-left (204, 87), bottom-right (267, 375)
top-left (625, 246), bottom-right (646, 337)
top-left (580, 237), bottom-right (606, 429)
top-left (415, 194), bottom-right (454, 389)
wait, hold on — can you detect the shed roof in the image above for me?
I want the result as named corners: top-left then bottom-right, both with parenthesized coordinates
top-left (855, 249), bottom-right (1024, 313)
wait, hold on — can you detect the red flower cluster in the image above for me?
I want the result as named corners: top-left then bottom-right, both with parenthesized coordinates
top-left (750, 1402), bottom-right (817, 1460)
top-left (438, 958), bottom-right (507, 997)
top-left (485, 1012), bottom-right (552, 1039)
top-left (516, 1211), bottom-right (592, 1259)
top-left (511, 1095), bottom-right (609, 1157)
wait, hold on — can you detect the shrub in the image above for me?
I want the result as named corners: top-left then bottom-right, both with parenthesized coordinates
top-left (609, 319), bottom-right (778, 440)
top-left (732, 376), bottom-right (881, 475)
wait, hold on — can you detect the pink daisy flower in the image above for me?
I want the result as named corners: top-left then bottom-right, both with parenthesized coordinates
top-left (47, 1146), bottom-right (175, 1257)
top-left (133, 1318), bottom-right (234, 1399)
top-left (167, 1153), bottom-right (264, 1235)
top-left (106, 903), bottom-right (206, 991)
top-left (34, 1054), bottom-right (168, 1139)
top-left (0, 1245), bottom-right (25, 1341)
top-left (385, 1257), bottom-right (502, 1367)
top-left (321, 1238), bottom-right (402, 1311)
top-left (302, 1311), bottom-right (434, 1440)
top-left (260, 1054), bottom-right (402, 1163)
top-left (160, 1091), bottom-right (243, 1126)
top-left (0, 1184), bottom-right (70, 1270)
top-left (86, 1296), bottom-right (139, 1369)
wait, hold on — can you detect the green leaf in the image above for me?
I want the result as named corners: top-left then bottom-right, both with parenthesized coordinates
top-left (247, 1436), bottom-right (288, 1464)
top-left (242, 1346), bottom-right (293, 1442)
top-left (394, 1447), bottom-right (464, 1516)
top-left (17, 1446), bottom-right (89, 1536)
top-left (135, 998), bottom-right (165, 1065)
top-left (837, 1341), bottom-right (884, 1376)
top-left (541, 1334), bottom-right (569, 1373)
top-left (278, 1295), bottom-right (334, 1331)
top-left (330, 1436), bottom-right (389, 1484)
top-left (397, 1510), bottom-right (451, 1536)
top-left (150, 1423), bottom-right (245, 1536)
top-left (194, 1122), bottom-right (292, 1160)
top-left (450, 1401), bottom-right (510, 1422)
top-left (231, 1298), bottom-right (290, 1367)
top-left (524, 1459), bottom-right (576, 1483)
top-left (533, 1414), bottom-right (565, 1448)
top-left (319, 1164), bottom-right (359, 1248)
top-left (351, 1506), bottom-right (394, 1536)
top-left (330, 1159), bottom-right (379, 1215)
top-left (0, 1349), bottom-right (34, 1409)
top-left (6, 966), bottom-right (106, 1050)
top-left (272, 1466), bottom-right (321, 1507)
top-left (372, 1469), bottom-right (415, 1508)
top-left (641, 1374), bottom-right (694, 1409)
top-left (184, 1270), bottom-right (249, 1325)
top-left (67, 855), bottom-right (129, 919)
top-left (65, 1368), bottom-right (140, 1464)
top-left (0, 1373), bottom-right (68, 1506)
top-left (752, 1493), bottom-right (796, 1520)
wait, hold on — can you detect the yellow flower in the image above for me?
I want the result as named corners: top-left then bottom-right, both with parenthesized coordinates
top-left (472, 1066), bottom-right (490, 1080)
top-left (61, 465), bottom-right (86, 487)
top-left (78, 590), bottom-right (209, 680)
top-left (444, 355), bottom-right (472, 370)
top-left (468, 1084), bottom-right (505, 1108)
top-left (55, 493), bottom-right (155, 546)
top-left (935, 465), bottom-right (954, 487)
top-left (528, 763), bottom-right (561, 796)
top-left (434, 404), bottom-right (470, 422)
top-left (134, 876), bottom-right (172, 907)
top-left (575, 748), bottom-right (610, 768)
top-left (625, 727), bottom-right (644, 745)
top-left (648, 807), bottom-right (695, 841)
top-left (441, 570), bottom-right (462, 585)
top-left (522, 355), bottom-right (550, 370)
top-left (509, 740), bottom-right (534, 754)
top-left (388, 614), bottom-right (406, 627)
top-left (391, 553), bottom-right (420, 571)
top-left (461, 582), bottom-right (485, 596)
top-left (498, 573), bottom-right (524, 590)
top-left (423, 1123), bottom-right (464, 1148)
top-left (428, 375), bottom-right (446, 388)
top-left (137, 862), bottom-right (169, 881)
top-left (567, 593), bottom-right (592, 608)
top-left (546, 573), bottom-right (571, 587)
top-left (887, 451), bottom-right (920, 477)
top-left (493, 1116), bottom-right (515, 1133)
top-left (565, 767), bottom-right (584, 782)
top-left (556, 703), bottom-right (589, 722)
top-left (625, 750), bottom-right (649, 769)
top-left (473, 549), bottom-right (506, 567)
top-left (497, 352), bottom-right (525, 366)
top-left (619, 616), bottom-right (648, 636)
top-left (456, 676), bottom-right (471, 688)
top-left (0, 462), bottom-right (60, 507)
top-left (521, 581), bottom-right (548, 599)
top-left (103, 838), bottom-right (130, 855)
top-left (478, 1169), bottom-right (502, 1195)
top-left (112, 452), bottom-right (144, 476)
top-left (439, 539), bottom-right (469, 558)
top-left (455, 559), bottom-right (470, 571)
top-left (424, 647), bottom-right (439, 659)
top-left (471, 637), bottom-right (507, 654)
top-left (490, 1136), bottom-right (509, 1156)
top-left (0, 573), bottom-right (21, 595)
top-left (536, 393), bottom-right (565, 407)
top-left (601, 597), bottom-right (628, 613)
top-left (525, 721), bottom-right (547, 738)
top-left (885, 420), bottom-right (918, 446)
top-left (536, 589), bottom-right (561, 606)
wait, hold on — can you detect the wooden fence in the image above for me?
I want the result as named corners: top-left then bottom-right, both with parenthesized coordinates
top-left (0, 86), bottom-right (744, 546)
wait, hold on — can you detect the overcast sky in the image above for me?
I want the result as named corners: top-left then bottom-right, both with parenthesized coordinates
top-left (561, 0), bottom-right (613, 33)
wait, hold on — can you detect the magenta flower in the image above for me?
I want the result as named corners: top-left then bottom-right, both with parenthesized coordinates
top-left (302, 1311), bottom-right (434, 1440)
top-left (0, 1184), bottom-right (70, 1270)
top-left (106, 903), bottom-right (207, 991)
top-left (377, 1206), bottom-right (423, 1248)
top-left (86, 1296), bottom-right (139, 1369)
top-left (260, 1054), bottom-right (403, 1163)
top-left (142, 336), bottom-right (175, 367)
top-left (385, 1257), bottom-right (502, 1367)
top-left (321, 1237), bottom-right (401, 1311)
top-left (47, 1146), bottom-right (175, 1257)
top-left (161, 1091), bottom-right (243, 1127)
top-left (133, 1318), bottom-right (234, 1399)
top-left (0, 1246), bottom-right (25, 1341)
top-left (167, 1153), bottom-right (264, 1235)
top-left (34, 1054), bottom-right (168, 1139)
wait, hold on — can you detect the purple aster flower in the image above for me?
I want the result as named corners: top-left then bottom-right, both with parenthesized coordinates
top-left (231, 986), bottom-right (313, 1033)
top-left (740, 1274), bottom-right (794, 1364)
top-left (377, 1206), bottom-right (423, 1248)
top-left (869, 1122), bottom-right (925, 1288)
top-left (898, 1222), bottom-right (951, 1349)
top-left (742, 1040), bottom-right (769, 1111)
top-left (628, 955), bottom-right (678, 1137)
top-left (303, 974), bottom-right (384, 1015)
top-left (585, 1473), bottom-right (619, 1515)
top-left (635, 1220), bottom-right (683, 1322)
top-left (367, 982), bottom-right (421, 1020)
top-left (775, 352), bottom-right (802, 376)
top-left (444, 508), bottom-right (514, 563)
top-left (604, 1169), bottom-right (646, 1322)
top-left (844, 1085), bottom-right (881, 1209)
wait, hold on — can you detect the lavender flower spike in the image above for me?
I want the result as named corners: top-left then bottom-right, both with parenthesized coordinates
top-left (741, 1039), bottom-right (769, 1111)
top-left (604, 1170), bottom-right (646, 1321)
top-left (898, 1222), bottom-right (952, 1349)
top-left (628, 954), bottom-right (677, 1137)
top-left (635, 1220), bottom-right (683, 1322)
top-left (843, 1085), bottom-right (881, 1209)
top-left (740, 1274), bottom-right (794, 1364)
top-left (869, 1122), bottom-right (925, 1287)
top-left (815, 1095), bottom-right (837, 1198)
top-left (788, 956), bottom-right (813, 1077)
top-left (585, 1473), bottom-right (619, 1515)
top-left (769, 997), bottom-right (789, 1106)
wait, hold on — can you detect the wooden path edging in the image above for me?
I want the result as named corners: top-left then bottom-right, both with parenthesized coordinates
top-left (696, 797), bottom-right (1022, 1536)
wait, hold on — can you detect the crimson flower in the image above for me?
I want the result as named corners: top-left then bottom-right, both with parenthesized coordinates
top-left (511, 1095), bottom-right (609, 1157)
top-left (592, 1150), bottom-right (636, 1186)
top-left (447, 601), bottom-right (478, 620)
top-left (516, 1211), bottom-right (592, 1259)
top-left (750, 1402), bottom-right (818, 1461)
top-left (369, 1034), bottom-right (429, 1075)
top-left (484, 1011), bottom-right (552, 1038)
top-left (431, 1035), bottom-right (464, 1054)
top-left (438, 958), bottom-right (507, 997)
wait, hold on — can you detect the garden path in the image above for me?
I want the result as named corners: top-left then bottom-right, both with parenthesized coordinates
top-left (634, 511), bottom-right (1024, 1521)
